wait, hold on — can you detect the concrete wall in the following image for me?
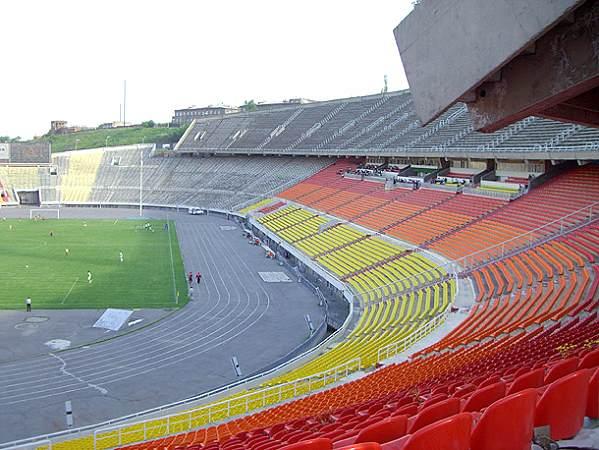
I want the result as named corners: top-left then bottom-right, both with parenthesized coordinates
top-left (394, 0), bottom-right (582, 125)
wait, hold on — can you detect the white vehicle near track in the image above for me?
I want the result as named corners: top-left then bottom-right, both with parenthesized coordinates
top-left (188, 207), bottom-right (205, 215)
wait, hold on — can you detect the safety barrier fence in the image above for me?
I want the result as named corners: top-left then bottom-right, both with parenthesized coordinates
top-left (93, 359), bottom-right (362, 449)
top-left (377, 309), bottom-right (450, 363)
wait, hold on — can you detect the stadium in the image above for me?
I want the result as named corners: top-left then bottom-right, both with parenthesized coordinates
top-left (0, 1), bottom-right (598, 449)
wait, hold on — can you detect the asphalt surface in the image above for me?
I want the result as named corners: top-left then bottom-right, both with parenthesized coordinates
top-left (0, 207), bottom-right (325, 443)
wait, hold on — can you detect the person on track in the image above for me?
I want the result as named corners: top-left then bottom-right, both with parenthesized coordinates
top-left (196, 272), bottom-right (202, 284)
top-left (25, 296), bottom-right (32, 312)
top-left (188, 272), bottom-right (193, 283)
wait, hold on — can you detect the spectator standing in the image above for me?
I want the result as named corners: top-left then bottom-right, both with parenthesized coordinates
top-left (25, 296), bottom-right (31, 312)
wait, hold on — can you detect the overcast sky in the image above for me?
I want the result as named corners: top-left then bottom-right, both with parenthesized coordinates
top-left (0, 1), bottom-right (414, 139)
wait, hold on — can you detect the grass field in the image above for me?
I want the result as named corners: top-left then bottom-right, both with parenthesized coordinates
top-left (0, 218), bottom-right (188, 310)
top-left (34, 126), bottom-right (187, 153)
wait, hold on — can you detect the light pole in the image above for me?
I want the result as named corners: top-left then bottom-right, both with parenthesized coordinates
top-left (75, 138), bottom-right (80, 151)
top-left (139, 136), bottom-right (145, 217)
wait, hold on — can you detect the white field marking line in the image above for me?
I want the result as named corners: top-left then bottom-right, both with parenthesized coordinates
top-left (0, 224), bottom-right (272, 403)
top-left (167, 215), bottom-right (178, 304)
top-left (49, 353), bottom-right (108, 395)
top-left (113, 219), bottom-right (119, 225)
top-left (61, 278), bottom-right (79, 304)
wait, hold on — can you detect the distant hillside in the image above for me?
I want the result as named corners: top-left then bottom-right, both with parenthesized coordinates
top-left (36, 126), bottom-right (187, 153)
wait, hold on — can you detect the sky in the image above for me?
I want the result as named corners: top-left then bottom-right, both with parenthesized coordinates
top-left (0, 1), bottom-right (414, 139)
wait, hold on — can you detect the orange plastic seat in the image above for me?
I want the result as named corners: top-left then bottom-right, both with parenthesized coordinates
top-left (535, 369), bottom-right (592, 440)
top-left (470, 389), bottom-right (537, 450)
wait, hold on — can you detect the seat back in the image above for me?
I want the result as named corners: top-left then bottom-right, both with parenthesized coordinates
top-left (421, 394), bottom-right (448, 409)
top-left (535, 369), bottom-right (592, 440)
top-left (355, 415), bottom-right (408, 445)
top-left (409, 398), bottom-right (461, 433)
top-left (470, 389), bottom-right (537, 450)
top-left (392, 404), bottom-right (418, 417)
top-left (506, 368), bottom-right (544, 396)
top-left (587, 368), bottom-right (599, 419)
top-left (479, 375), bottom-right (501, 389)
top-left (280, 438), bottom-right (333, 450)
top-left (454, 384), bottom-right (477, 399)
top-left (461, 381), bottom-right (506, 412)
top-left (579, 348), bottom-right (599, 370)
top-left (403, 413), bottom-right (472, 450)
top-left (543, 357), bottom-right (579, 384)
top-left (338, 443), bottom-right (382, 450)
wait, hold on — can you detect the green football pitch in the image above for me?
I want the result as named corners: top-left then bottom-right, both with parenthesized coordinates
top-left (0, 218), bottom-right (188, 310)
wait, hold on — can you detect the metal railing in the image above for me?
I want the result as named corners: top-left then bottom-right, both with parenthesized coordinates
top-left (93, 358), bottom-right (362, 449)
top-left (377, 310), bottom-right (450, 363)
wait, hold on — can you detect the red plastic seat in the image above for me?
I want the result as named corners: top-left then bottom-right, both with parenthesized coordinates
top-left (470, 389), bottom-right (537, 450)
top-left (408, 398), bottom-right (461, 433)
top-left (383, 413), bottom-right (472, 450)
top-left (461, 381), bottom-right (506, 412)
top-left (421, 394), bottom-right (448, 409)
top-left (587, 368), bottom-right (599, 419)
top-left (453, 384), bottom-right (477, 399)
top-left (280, 438), bottom-right (333, 450)
top-left (338, 443), bottom-right (382, 450)
top-left (506, 368), bottom-right (545, 396)
top-left (579, 348), bottom-right (599, 370)
top-left (535, 369), bottom-right (592, 440)
top-left (355, 415), bottom-right (408, 445)
top-left (391, 404), bottom-right (418, 418)
top-left (543, 357), bottom-right (579, 384)
top-left (478, 375), bottom-right (501, 389)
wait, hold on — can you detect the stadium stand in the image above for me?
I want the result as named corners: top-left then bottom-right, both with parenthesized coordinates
top-left (176, 91), bottom-right (599, 156)
top-left (0, 88), bottom-right (598, 450)
top-left (50, 150), bottom-right (331, 209)
top-left (57, 149), bottom-right (104, 202)
top-left (113, 314), bottom-right (599, 450)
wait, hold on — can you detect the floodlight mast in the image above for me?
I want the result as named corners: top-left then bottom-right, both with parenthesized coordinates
top-left (139, 137), bottom-right (145, 217)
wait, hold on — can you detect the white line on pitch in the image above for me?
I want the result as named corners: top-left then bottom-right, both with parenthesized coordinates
top-left (61, 277), bottom-right (79, 304)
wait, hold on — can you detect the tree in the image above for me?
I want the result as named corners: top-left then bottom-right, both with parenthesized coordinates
top-left (0, 136), bottom-right (21, 143)
top-left (142, 120), bottom-right (156, 128)
top-left (242, 100), bottom-right (257, 112)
